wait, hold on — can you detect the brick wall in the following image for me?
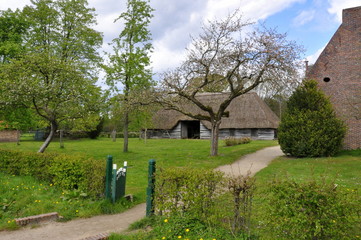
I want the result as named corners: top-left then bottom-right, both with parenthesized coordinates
top-left (0, 130), bottom-right (19, 142)
top-left (307, 6), bottom-right (361, 150)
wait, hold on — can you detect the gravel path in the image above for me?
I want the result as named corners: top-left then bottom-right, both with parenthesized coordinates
top-left (0, 145), bottom-right (283, 240)
top-left (216, 145), bottom-right (283, 176)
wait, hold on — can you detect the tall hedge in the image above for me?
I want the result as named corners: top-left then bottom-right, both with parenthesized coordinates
top-left (0, 149), bottom-right (105, 197)
top-left (278, 80), bottom-right (346, 157)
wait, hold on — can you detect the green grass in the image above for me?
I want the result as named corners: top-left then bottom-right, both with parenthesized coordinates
top-left (255, 150), bottom-right (361, 189)
top-left (0, 138), bottom-right (278, 200)
top-left (0, 138), bottom-right (277, 230)
top-left (0, 173), bottom-right (133, 231)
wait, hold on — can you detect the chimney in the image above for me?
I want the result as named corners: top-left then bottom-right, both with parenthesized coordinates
top-left (342, 6), bottom-right (361, 29)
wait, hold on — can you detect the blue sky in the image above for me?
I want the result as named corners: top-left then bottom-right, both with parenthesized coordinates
top-left (1, 0), bottom-right (360, 75)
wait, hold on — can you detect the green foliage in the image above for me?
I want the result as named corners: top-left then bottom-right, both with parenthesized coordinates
top-left (0, 0), bottom-right (103, 153)
top-left (224, 137), bottom-right (252, 146)
top-left (110, 215), bottom-right (248, 240)
top-left (0, 149), bottom-right (104, 197)
top-left (105, 0), bottom-right (154, 152)
top-left (263, 177), bottom-right (360, 240)
top-left (154, 168), bottom-right (224, 220)
top-left (87, 118), bottom-right (104, 139)
top-left (278, 80), bottom-right (346, 157)
top-left (0, 9), bottom-right (29, 63)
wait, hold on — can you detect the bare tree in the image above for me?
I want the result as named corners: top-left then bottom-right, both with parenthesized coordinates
top-left (158, 11), bottom-right (303, 156)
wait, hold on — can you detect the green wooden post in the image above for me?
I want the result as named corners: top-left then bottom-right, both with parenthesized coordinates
top-left (105, 155), bottom-right (113, 200)
top-left (146, 159), bottom-right (156, 217)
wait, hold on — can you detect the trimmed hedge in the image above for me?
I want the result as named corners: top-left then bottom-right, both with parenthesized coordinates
top-left (224, 137), bottom-right (252, 146)
top-left (0, 149), bottom-right (105, 197)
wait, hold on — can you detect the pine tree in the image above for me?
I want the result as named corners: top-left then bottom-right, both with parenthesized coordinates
top-left (278, 80), bottom-right (346, 157)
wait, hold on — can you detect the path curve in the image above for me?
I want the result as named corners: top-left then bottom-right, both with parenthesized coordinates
top-left (215, 145), bottom-right (283, 176)
top-left (0, 145), bottom-right (283, 240)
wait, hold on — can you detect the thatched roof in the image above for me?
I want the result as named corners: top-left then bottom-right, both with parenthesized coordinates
top-left (152, 92), bottom-right (279, 130)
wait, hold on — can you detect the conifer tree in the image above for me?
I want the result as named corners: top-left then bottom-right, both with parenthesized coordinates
top-left (278, 80), bottom-right (346, 157)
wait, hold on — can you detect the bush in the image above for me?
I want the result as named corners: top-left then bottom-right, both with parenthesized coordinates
top-left (0, 149), bottom-right (105, 197)
top-left (263, 177), bottom-right (360, 240)
top-left (224, 137), bottom-right (252, 146)
top-left (278, 80), bottom-right (346, 157)
top-left (154, 167), bottom-right (224, 220)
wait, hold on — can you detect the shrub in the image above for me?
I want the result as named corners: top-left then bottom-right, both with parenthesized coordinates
top-left (224, 137), bottom-right (252, 146)
top-left (0, 149), bottom-right (104, 197)
top-left (278, 80), bottom-right (346, 157)
top-left (263, 177), bottom-right (360, 240)
top-left (154, 167), bottom-right (224, 220)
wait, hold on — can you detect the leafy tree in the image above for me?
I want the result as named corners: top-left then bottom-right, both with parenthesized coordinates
top-left (105, 0), bottom-right (154, 152)
top-left (159, 11), bottom-right (303, 156)
top-left (0, 9), bottom-right (29, 63)
top-left (0, 0), bottom-right (103, 153)
top-left (278, 80), bottom-right (346, 157)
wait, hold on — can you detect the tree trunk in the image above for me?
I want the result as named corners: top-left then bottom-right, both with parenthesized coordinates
top-left (123, 111), bottom-right (129, 153)
top-left (38, 121), bottom-right (57, 153)
top-left (210, 121), bottom-right (221, 156)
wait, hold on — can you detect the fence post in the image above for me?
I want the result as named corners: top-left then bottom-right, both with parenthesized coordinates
top-left (112, 164), bottom-right (117, 203)
top-left (146, 159), bottom-right (156, 217)
top-left (105, 155), bottom-right (113, 200)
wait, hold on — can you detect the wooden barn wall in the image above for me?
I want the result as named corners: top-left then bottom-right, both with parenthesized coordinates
top-left (145, 123), bottom-right (276, 140)
top-left (145, 123), bottom-right (181, 139)
top-left (200, 123), bottom-right (275, 140)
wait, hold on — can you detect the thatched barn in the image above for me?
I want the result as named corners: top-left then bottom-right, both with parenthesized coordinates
top-left (146, 92), bottom-right (279, 140)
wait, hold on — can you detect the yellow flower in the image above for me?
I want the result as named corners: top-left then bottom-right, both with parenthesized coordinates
top-left (162, 237), bottom-right (166, 240)
top-left (76, 210), bottom-right (79, 213)
top-left (50, 184), bottom-right (53, 187)
top-left (164, 219), bottom-right (168, 223)
top-left (185, 229), bottom-right (190, 232)
top-left (178, 236), bottom-right (182, 239)
top-left (7, 220), bottom-right (11, 224)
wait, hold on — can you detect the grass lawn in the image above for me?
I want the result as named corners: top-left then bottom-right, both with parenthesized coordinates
top-left (255, 149), bottom-right (361, 189)
top-left (0, 137), bottom-right (277, 230)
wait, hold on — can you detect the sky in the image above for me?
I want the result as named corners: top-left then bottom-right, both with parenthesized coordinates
top-left (1, 0), bottom-right (360, 79)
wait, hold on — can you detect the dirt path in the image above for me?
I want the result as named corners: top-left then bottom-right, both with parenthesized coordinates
top-left (0, 146), bottom-right (283, 240)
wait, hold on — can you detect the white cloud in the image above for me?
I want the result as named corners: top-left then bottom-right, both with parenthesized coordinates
top-left (293, 9), bottom-right (316, 26)
top-left (327, 0), bottom-right (360, 22)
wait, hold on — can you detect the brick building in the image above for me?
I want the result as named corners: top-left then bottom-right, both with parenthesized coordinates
top-left (306, 6), bottom-right (361, 149)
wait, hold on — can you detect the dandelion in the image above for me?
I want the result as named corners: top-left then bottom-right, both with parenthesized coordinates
top-left (50, 184), bottom-right (53, 187)
top-left (185, 229), bottom-right (190, 232)
top-left (76, 210), bottom-right (79, 213)
top-left (164, 219), bottom-right (168, 223)
top-left (162, 237), bottom-right (166, 240)
top-left (177, 236), bottom-right (182, 239)
top-left (7, 220), bottom-right (11, 224)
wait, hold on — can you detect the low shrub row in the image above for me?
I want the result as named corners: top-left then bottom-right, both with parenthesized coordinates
top-left (0, 149), bottom-right (105, 197)
top-left (115, 167), bottom-right (360, 240)
top-left (224, 137), bottom-right (252, 146)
